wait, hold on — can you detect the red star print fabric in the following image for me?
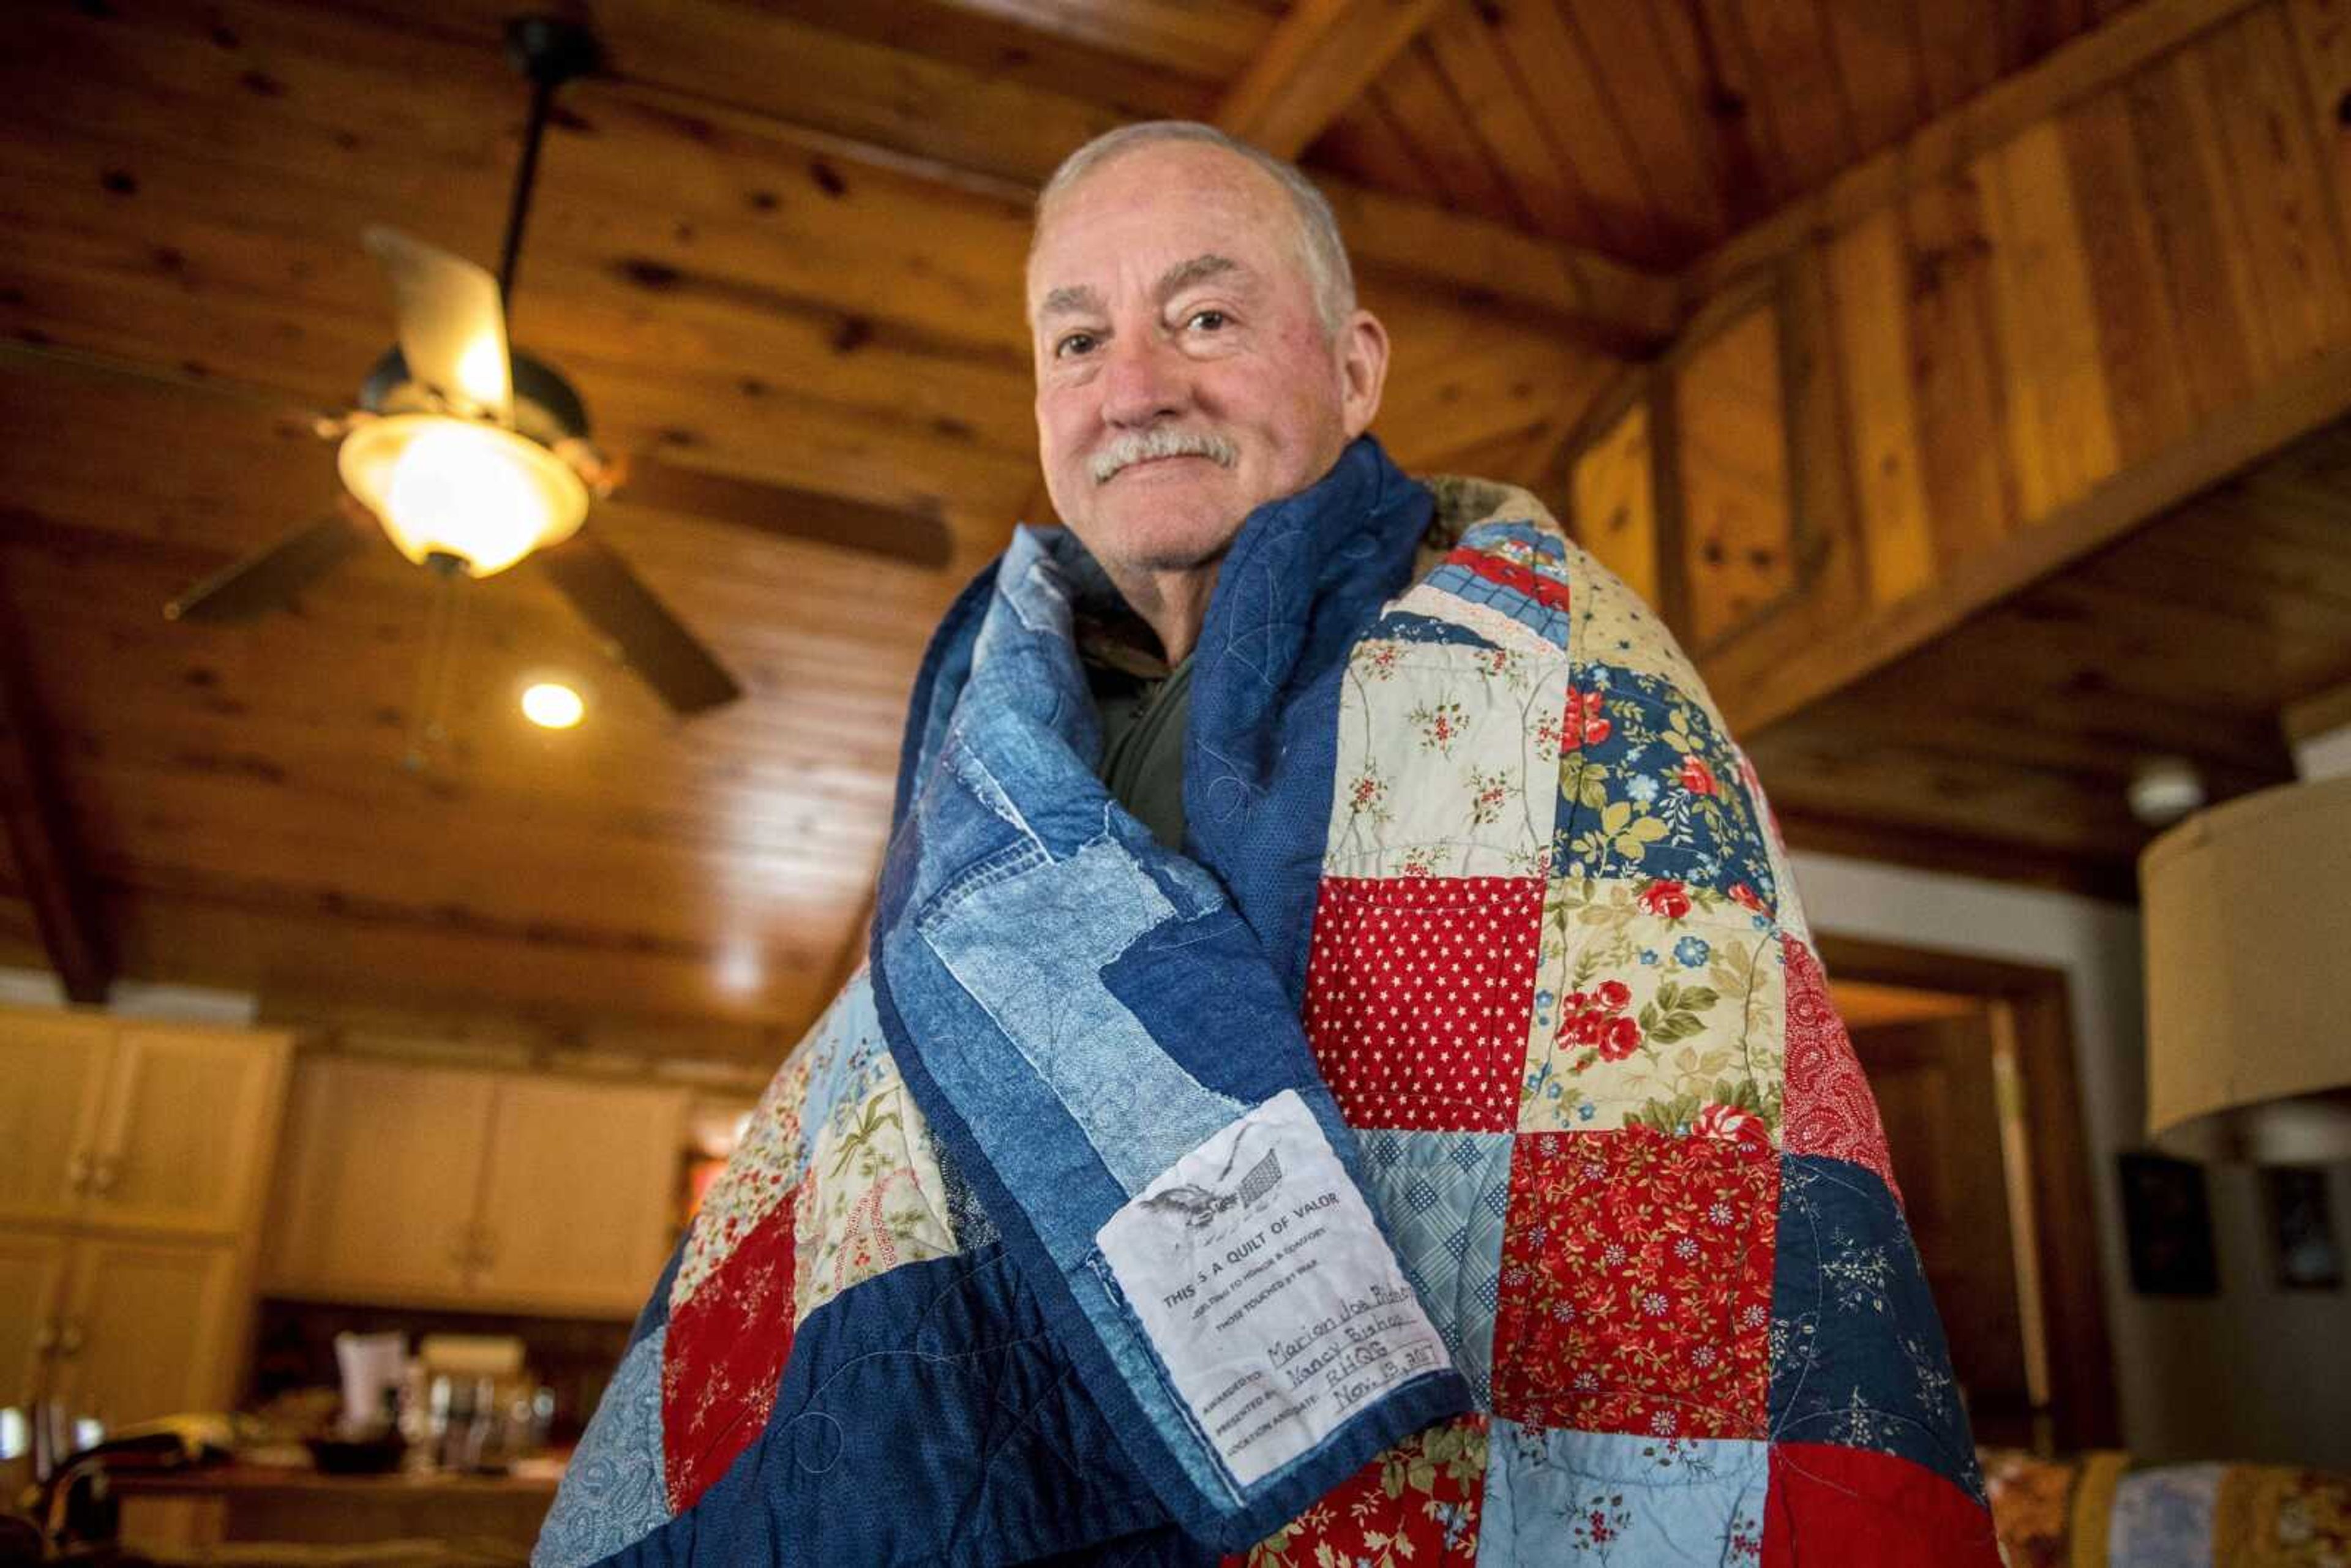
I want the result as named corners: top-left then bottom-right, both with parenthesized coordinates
top-left (1303, 876), bottom-right (1543, 1132)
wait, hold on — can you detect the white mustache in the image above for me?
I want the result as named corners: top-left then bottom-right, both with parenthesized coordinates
top-left (1089, 427), bottom-right (1240, 484)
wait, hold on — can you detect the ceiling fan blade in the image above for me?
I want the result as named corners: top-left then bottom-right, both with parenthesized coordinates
top-left (164, 512), bottom-right (368, 623)
top-left (617, 455), bottom-right (953, 569)
top-left (535, 531), bottom-right (742, 715)
top-left (362, 225), bottom-right (513, 423)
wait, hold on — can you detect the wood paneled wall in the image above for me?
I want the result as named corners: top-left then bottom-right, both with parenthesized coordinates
top-left (1565, 0), bottom-right (2351, 738)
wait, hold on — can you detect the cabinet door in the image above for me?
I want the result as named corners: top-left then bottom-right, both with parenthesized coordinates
top-left (50, 1237), bottom-right (239, 1427)
top-left (265, 1057), bottom-right (494, 1305)
top-left (0, 1229), bottom-right (72, 1411)
top-left (470, 1078), bottom-right (688, 1316)
top-left (88, 1026), bottom-right (291, 1237)
top-left (0, 1011), bottom-right (113, 1226)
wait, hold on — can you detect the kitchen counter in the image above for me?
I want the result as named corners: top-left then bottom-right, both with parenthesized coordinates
top-left (112, 1462), bottom-right (559, 1558)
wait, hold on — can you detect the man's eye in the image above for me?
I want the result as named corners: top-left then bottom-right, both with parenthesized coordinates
top-left (1054, 332), bottom-right (1099, 359)
top-left (1187, 309), bottom-right (1228, 332)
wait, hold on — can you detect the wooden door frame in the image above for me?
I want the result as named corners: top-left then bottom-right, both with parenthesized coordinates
top-left (1815, 931), bottom-right (2121, 1451)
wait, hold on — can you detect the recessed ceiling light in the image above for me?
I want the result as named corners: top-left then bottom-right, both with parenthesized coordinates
top-left (521, 681), bottom-right (585, 730)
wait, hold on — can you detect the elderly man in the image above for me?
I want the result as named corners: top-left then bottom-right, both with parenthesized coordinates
top-left (536, 124), bottom-right (1998, 1567)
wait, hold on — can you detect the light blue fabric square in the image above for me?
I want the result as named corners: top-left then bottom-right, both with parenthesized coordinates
top-left (532, 1326), bottom-right (667, 1567)
top-left (1357, 1129), bottom-right (1512, 1408)
top-left (1479, 1420), bottom-right (1768, 1565)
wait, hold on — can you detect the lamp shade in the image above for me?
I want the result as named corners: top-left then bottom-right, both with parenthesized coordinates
top-left (2140, 774), bottom-right (2351, 1163)
top-left (339, 413), bottom-right (587, 577)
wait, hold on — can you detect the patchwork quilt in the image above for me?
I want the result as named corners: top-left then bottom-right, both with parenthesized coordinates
top-left (537, 439), bottom-right (1998, 1566)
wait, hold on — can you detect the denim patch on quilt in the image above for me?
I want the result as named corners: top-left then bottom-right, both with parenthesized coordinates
top-left (1477, 1420), bottom-right (1768, 1566)
top-left (1769, 1155), bottom-right (1982, 1501)
top-left (920, 833), bottom-right (1245, 1196)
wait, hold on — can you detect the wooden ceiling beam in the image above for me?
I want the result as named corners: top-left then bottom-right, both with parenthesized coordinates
top-left (1215, 0), bottom-right (1451, 160)
top-left (1686, 0), bottom-right (2270, 294)
top-left (0, 561), bottom-right (113, 1003)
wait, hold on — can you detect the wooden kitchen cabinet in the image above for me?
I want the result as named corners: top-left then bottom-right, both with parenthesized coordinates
top-left (266, 1057), bottom-right (689, 1318)
top-left (0, 1013), bottom-right (114, 1229)
top-left (0, 1008), bottom-right (291, 1427)
top-left (266, 1059), bottom-right (495, 1305)
top-left (0, 1010), bottom-right (291, 1240)
top-left (48, 1236), bottom-right (242, 1425)
top-left (0, 1229), bottom-right (72, 1411)
top-left (86, 1024), bottom-right (291, 1237)
top-left (471, 1076), bottom-right (687, 1316)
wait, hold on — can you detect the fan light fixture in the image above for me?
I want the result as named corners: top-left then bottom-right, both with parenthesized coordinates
top-left (339, 415), bottom-right (587, 577)
top-left (520, 680), bottom-right (586, 729)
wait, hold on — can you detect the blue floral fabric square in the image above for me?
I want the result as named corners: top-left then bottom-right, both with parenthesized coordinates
top-left (1477, 1420), bottom-right (1768, 1565)
top-left (1769, 1155), bottom-right (1983, 1501)
top-left (1550, 662), bottom-right (1777, 911)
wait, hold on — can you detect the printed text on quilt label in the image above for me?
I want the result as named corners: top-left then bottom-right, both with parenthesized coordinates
top-left (1096, 1089), bottom-right (1449, 1487)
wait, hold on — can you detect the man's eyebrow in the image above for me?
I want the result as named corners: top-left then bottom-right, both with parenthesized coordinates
top-left (1156, 254), bottom-right (1244, 300)
top-left (1037, 284), bottom-right (1104, 321)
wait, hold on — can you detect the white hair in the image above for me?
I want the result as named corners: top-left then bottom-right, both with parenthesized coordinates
top-left (1033, 121), bottom-right (1358, 337)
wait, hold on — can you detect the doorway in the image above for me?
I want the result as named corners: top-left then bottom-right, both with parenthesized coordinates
top-left (1817, 932), bottom-right (2120, 1453)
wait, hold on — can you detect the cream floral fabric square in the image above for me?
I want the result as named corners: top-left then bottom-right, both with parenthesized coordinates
top-left (1324, 639), bottom-right (1570, 881)
top-left (791, 1050), bottom-right (959, 1326)
top-left (1517, 876), bottom-right (1787, 1139)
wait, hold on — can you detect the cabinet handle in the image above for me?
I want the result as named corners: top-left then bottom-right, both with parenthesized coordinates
top-left (57, 1320), bottom-right (84, 1359)
top-left (92, 1154), bottom-right (122, 1196)
top-left (67, 1150), bottom-right (92, 1195)
top-left (31, 1319), bottom-right (58, 1357)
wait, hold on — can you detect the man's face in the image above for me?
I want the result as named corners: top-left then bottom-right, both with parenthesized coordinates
top-left (1027, 142), bottom-right (1387, 591)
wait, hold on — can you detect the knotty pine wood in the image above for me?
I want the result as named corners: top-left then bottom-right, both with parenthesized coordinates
top-left (1902, 171), bottom-right (2023, 567)
top-left (2057, 86), bottom-right (2199, 465)
top-left (1826, 209), bottom-right (1936, 609)
top-left (1674, 305), bottom-right (1793, 648)
top-left (1569, 399), bottom-right (1660, 612)
top-left (1216, 0), bottom-right (1449, 160)
top-left (1971, 120), bottom-right (2121, 522)
top-left (1558, 0), bottom-right (1727, 251)
top-left (1452, 0), bottom-right (1648, 260)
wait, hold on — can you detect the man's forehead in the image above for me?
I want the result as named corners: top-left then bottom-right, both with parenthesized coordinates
top-left (1027, 143), bottom-right (1301, 302)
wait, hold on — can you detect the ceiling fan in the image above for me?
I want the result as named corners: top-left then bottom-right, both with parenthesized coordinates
top-left (160, 15), bottom-right (952, 716)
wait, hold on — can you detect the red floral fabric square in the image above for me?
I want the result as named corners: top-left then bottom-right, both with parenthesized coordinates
top-left (1303, 876), bottom-right (1542, 1131)
top-left (1491, 1123), bottom-right (1777, 1440)
top-left (1224, 1414), bottom-right (1488, 1567)
top-left (1779, 937), bottom-right (1902, 1203)
top-left (661, 1198), bottom-right (796, 1514)
top-left (1763, 1442), bottom-right (2004, 1566)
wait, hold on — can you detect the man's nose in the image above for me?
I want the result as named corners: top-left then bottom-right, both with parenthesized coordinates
top-left (1098, 331), bottom-right (1190, 429)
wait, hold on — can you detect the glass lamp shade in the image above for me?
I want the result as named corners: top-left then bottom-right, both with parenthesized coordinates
top-left (2140, 774), bottom-right (2351, 1163)
top-left (339, 413), bottom-right (588, 577)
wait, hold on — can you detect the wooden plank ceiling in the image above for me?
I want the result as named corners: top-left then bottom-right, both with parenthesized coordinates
top-left (0, 0), bottom-right (2227, 1051)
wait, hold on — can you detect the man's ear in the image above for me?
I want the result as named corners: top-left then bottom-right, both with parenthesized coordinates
top-left (1337, 309), bottom-right (1390, 439)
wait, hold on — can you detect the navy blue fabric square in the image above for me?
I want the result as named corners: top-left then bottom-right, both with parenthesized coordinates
top-left (1769, 1155), bottom-right (1984, 1502)
top-left (1550, 662), bottom-right (1777, 910)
